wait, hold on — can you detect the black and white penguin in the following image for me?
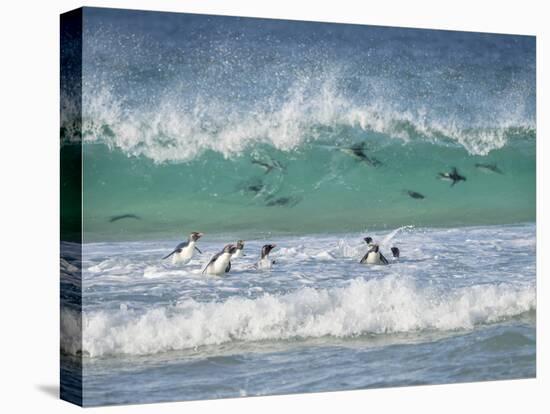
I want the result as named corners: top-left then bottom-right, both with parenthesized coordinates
top-left (202, 244), bottom-right (237, 275)
top-left (232, 240), bottom-right (245, 259)
top-left (256, 244), bottom-right (276, 270)
top-left (438, 167), bottom-right (466, 186)
top-left (162, 231), bottom-right (203, 265)
top-left (360, 244), bottom-right (389, 265)
top-left (340, 143), bottom-right (382, 167)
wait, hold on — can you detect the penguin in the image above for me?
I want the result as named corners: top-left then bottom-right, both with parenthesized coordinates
top-left (251, 157), bottom-right (284, 174)
top-left (162, 232), bottom-right (203, 265)
top-left (360, 244), bottom-right (389, 265)
top-left (232, 240), bottom-right (245, 259)
top-left (265, 195), bottom-right (302, 207)
top-left (475, 163), bottom-right (503, 174)
top-left (256, 244), bottom-right (277, 270)
top-left (438, 167), bottom-right (466, 186)
top-left (364, 236), bottom-right (399, 261)
top-left (404, 190), bottom-right (425, 200)
top-left (109, 213), bottom-right (141, 223)
top-left (202, 244), bottom-right (237, 276)
top-left (340, 143), bottom-right (382, 167)
top-left (247, 184), bottom-right (264, 193)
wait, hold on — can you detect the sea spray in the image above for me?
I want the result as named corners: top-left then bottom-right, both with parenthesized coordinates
top-left (66, 276), bottom-right (535, 357)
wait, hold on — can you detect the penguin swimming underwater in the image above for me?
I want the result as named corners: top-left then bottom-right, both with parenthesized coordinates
top-left (251, 157), bottom-right (284, 174)
top-left (256, 244), bottom-right (277, 270)
top-left (360, 244), bottom-right (389, 265)
top-left (162, 232), bottom-right (204, 265)
top-left (265, 195), bottom-right (302, 207)
top-left (404, 190), bottom-right (425, 200)
top-left (203, 244), bottom-right (237, 275)
top-left (109, 213), bottom-right (141, 223)
top-left (475, 163), bottom-right (503, 174)
top-left (340, 143), bottom-right (382, 167)
top-left (438, 167), bottom-right (466, 186)
top-left (232, 240), bottom-right (245, 259)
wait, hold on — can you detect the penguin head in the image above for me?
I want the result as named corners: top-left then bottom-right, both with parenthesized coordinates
top-left (261, 244), bottom-right (276, 258)
top-left (364, 237), bottom-right (373, 244)
top-left (190, 232), bottom-right (204, 241)
top-left (391, 247), bottom-right (400, 258)
top-left (223, 244), bottom-right (237, 254)
top-left (236, 240), bottom-right (245, 249)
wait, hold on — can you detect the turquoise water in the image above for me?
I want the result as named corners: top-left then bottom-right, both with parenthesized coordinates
top-left (70, 9), bottom-right (536, 241)
top-left (60, 7), bottom-right (536, 407)
top-left (82, 131), bottom-right (534, 241)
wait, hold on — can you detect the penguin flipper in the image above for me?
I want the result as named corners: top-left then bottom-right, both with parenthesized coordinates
top-left (202, 252), bottom-right (221, 274)
top-left (225, 262), bottom-right (231, 273)
top-left (359, 251), bottom-right (370, 264)
top-left (163, 240), bottom-right (189, 260)
top-left (195, 246), bottom-right (202, 254)
top-left (162, 248), bottom-right (181, 260)
top-left (379, 252), bottom-right (389, 265)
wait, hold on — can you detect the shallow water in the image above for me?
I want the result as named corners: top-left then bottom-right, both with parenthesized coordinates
top-left (61, 224), bottom-right (536, 406)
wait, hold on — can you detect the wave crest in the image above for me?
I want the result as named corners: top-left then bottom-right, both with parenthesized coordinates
top-left (73, 81), bottom-right (535, 163)
top-left (66, 277), bottom-right (535, 357)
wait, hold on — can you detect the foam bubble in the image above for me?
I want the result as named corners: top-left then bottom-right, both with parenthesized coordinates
top-left (66, 276), bottom-right (535, 357)
top-left (75, 79), bottom-right (534, 163)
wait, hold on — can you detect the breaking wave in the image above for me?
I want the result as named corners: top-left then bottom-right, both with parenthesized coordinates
top-left (60, 10), bottom-right (536, 239)
top-left (73, 83), bottom-right (534, 163)
top-left (63, 276), bottom-right (535, 357)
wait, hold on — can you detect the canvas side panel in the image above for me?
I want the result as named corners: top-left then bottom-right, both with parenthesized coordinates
top-left (60, 7), bottom-right (83, 407)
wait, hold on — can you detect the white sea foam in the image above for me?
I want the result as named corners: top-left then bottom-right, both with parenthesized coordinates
top-left (61, 307), bottom-right (82, 356)
top-left (67, 276), bottom-right (535, 357)
top-left (76, 80), bottom-right (533, 163)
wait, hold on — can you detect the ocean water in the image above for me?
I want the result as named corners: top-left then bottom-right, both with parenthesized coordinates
top-left (61, 224), bottom-right (536, 406)
top-left (60, 7), bottom-right (536, 406)
top-left (60, 8), bottom-right (537, 241)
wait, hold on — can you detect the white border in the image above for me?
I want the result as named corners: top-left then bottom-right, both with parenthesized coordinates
top-left (0, 1), bottom-right (547, 413)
